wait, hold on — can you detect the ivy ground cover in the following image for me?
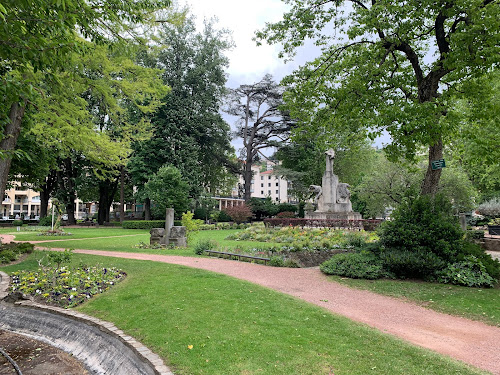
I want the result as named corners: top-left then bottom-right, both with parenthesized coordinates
top-left (1, 252), bottom-right (488, 375)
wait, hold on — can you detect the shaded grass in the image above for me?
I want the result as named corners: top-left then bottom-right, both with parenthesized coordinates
top-left (1, 252), bottom-right (489, 375)
top-left (327, 276), bottom-right (500, 327)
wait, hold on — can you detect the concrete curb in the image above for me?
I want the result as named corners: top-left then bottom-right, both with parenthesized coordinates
top-left (0, 270), bottom-right (173, 375)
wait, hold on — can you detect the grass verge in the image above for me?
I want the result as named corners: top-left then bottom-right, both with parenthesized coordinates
top-left (1, 252), bottom-right (489, 375)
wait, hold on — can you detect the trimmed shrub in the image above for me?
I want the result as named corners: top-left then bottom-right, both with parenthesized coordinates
top-left (476, 198), bottom-right (500, 217)
top-left (438, 256), bottom-right (495, 288)
top-left (379, 249), bottom-right (446, 280)
top-left (320, 252), bottom-right (386, 279)
top-left (275, 211), bottom-right (296, 218)
top-left (39, 216), bottom-right (53, 226)
top-left (12, 219), bottom-right (23, 226)
top-left (223, 204), bottom-right (252, 223)
top-left (276, 203), bottom-right (298, 214)
top-left (268, 256), bottom-right (285, 267)
top-left (378, 195), bottom-right (464, 261)
top-left (122, 220), bottom-right (165, 229)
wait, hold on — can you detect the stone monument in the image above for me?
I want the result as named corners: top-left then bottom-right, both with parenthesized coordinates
top-left (306, 149), bottom-right (362, 220)
top-left (150, 208), bottom-right (187, 247)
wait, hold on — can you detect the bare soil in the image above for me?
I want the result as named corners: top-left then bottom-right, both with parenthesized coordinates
top-left (0, 330), bottom-right (88, 375)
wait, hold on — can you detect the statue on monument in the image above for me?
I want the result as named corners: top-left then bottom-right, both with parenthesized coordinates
top-left (305, 148), bottom-right (361, 220)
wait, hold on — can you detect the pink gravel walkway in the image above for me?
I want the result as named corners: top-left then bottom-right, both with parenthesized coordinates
top-left (50, 249), bottom-right (500, 374)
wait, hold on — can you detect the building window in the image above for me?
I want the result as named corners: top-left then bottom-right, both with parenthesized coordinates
top-left (276, 182), bottom-right (279, 187)
top-left (261, 191), bottom-right (264, 195)
top-left (268, 190), bottom-right (271, 195)
top-left (261, 176), bottom-right (264, 180)
top-left (268, 176), bottom-right (271, 180)
top-left (261, 183), bottom-right (264, 187)
top-left (268, 183), bottom-right (271, 187)
top-left (276, 190), bottom-right (279, 194)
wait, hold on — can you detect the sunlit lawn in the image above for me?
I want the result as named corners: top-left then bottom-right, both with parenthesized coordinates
top-left (1, 252), bottom-right (488, 375)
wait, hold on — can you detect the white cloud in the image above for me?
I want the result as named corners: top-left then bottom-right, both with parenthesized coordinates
top-left (182, 0), bottom-right (292, 84)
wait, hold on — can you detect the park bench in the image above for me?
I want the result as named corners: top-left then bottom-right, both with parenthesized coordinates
top-left (204, 250), bottom-right (270, 265)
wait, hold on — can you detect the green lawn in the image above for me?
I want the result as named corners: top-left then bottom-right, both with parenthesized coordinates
top-left (1, 252), bottom-right (489, 375)
top-left (7, 227), bottom-right (149, 241)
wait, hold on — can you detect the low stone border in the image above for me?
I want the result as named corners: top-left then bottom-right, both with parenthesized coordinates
top-left (0, 271), bottom-right (173, 375)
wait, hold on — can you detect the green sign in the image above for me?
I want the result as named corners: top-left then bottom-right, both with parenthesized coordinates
top-left (431, 159), bottom-right (446, 170)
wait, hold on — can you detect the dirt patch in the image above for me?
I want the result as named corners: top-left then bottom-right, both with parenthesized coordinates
top-left (0, 329), bottom-right (89, 375)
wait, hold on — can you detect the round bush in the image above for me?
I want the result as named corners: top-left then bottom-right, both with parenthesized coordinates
top-left (320, 252), bottom-right (386, 280)
top-left (379, 248), bottom-right (446, 280)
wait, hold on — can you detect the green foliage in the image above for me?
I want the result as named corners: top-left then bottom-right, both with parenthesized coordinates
top-left (9, 264), bottom-right (125, 308)
top-left (122, 220), bottom-right (166, 230)
top-left (223, 204), bottom-right (253, 224)
top-left (181, 212), bottom-right (203, 244)
top-left (438, 256), bottom-right (495, 288)
top-left (12, 219), bottom-right (23, 226)
top-left (47, 249), bottom-right (73, 269)
top-left (193, 239), bottom-right (219, 255)
top-left (275, 211), bottom-right (296, 218)
top-left (458, 242), bottom-right (500, 281)
top-left (257, 1), bottom-right (499, 196)
top-left (465, 230), bottom-right (485, 241)
top-left (129, 15), bottom-right (234, 198)
top-left (320, 252), bottom-right (386, 280)
top-left (379, 249), bottom-right (446, 280)
top-left (38, 216), bottom-right (53, 226)
top-left (249, 197), bottom-right (279, 220)
top-left (268, 256), bottom-right (285, 267)
top-left (144, 165), bottom-right (190, 218)
top-left (378, 195), bottom-right (464, 261)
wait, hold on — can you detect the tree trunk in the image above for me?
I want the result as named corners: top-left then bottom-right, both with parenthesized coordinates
top-left (120, 166), bottom-right (125, 224)
top-left (56, 158), bottom-right (77, 225)
top-left (0, 101), bottom-right (27, 200)
top-left (144, 197), bottom-right (151, 220)
top-left (97, 177), bottom-right (119, 225)
top-left (243, 145), bottom-right (254, 201)
top-left (421, 138), bottom-right (443, 196)
top-left (40, 170), bottom-right (57, 218)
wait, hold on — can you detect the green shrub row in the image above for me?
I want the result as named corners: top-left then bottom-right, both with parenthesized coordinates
top-left (122, 220), bottom-right (181, 229)
top-left (0, 242), bottom-right (34, 264)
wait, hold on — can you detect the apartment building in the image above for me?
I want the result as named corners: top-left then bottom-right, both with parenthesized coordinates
top-left (240, 161), bottom-right (289, 203)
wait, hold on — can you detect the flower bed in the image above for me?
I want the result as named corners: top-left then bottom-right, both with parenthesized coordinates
top-left (9, 266), bottom-right (126, 308)
top-left (263, 218), bottom-right (383, 231)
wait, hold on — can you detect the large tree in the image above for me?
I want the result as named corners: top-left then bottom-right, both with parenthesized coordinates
top-left (226, 74), bottom-right (295, 201)
top-left (257, 0), bottom-right (499, 196)
top-left (129, 15), bottom-right (235, 216)
top-left (0, 0), bottom-right (171, 201)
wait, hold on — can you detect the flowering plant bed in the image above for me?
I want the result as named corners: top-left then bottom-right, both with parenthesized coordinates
top-left (37, 230), bottom-right (73, 236)
top-left (264, 218), bottom-right (382, 231)
top-left (9, 265), bottom-right (126, 308)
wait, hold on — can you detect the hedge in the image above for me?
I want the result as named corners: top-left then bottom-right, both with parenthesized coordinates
top-left (123, 220), bottom-right (166, 229)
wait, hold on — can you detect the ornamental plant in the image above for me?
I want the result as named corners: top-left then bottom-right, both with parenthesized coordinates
top-left (223, 204), bottom-right (253, 223)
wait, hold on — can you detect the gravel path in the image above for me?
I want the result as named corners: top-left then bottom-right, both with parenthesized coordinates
top-left (2, 234), bottom-right (499, 374)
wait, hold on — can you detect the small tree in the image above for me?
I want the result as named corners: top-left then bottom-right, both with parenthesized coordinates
top-left (224, 204), bottom-right (253, 224)
top-left (144, 165), bottom-right (190, 218)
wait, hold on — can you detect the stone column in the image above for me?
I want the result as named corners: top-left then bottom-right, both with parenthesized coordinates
top-left (164, 208), bottom-right (175, 245)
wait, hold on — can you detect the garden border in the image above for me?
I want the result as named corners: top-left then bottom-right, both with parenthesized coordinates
top-left (0, 271), bottom-right (173, 375)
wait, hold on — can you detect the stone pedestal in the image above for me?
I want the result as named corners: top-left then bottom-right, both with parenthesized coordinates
top-left (149, 208), bottom-right (187, 247)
